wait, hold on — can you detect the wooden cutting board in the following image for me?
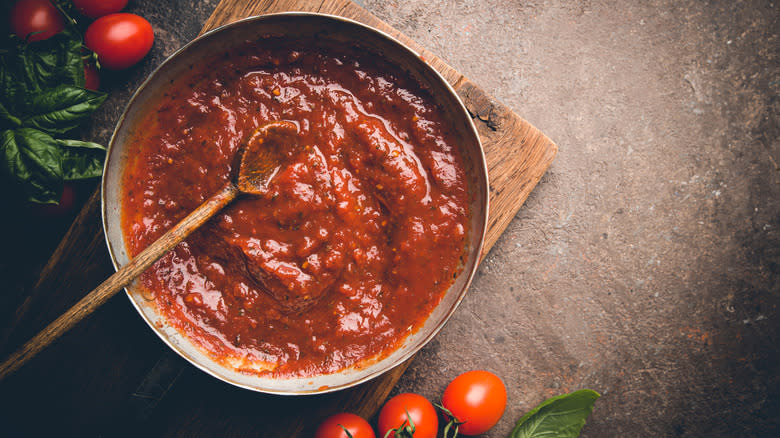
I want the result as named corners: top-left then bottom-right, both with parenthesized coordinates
top-left (0, 0), bottom-right (555, 436)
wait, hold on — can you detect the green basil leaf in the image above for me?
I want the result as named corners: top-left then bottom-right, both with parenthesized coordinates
top-left (510, 389), bottom-right (600, 438)
top-left (16, 28), bottom-right (83, 89)
top-left (22, 85), bottom-right (107, 134)
top-left (31, 28), bottom-right (85, 88)
top-left (0, 28), bottom-right (106, 203)
top-left (57, 139), bottom-right (106, 180)
top-left (0, 44), bottom-right (31, 114)
top-left (0, 101), bottom-right (22, 130)
top-left (1, 128), bottom-right (63, 203)
top-left (1, 28), bottom-right (85, 117)
top-left (57, 138), bottom-right (106, 151)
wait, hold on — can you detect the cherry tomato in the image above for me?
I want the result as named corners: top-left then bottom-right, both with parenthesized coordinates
top-left (10, 0), bottom-right (64, 42)
top-left (315, 413), bottom-right (375, 438)
top-left (85, 13), bottom-right (154, 70)
top-left (378, 393), bottom-right (438, 438)
top-left (72, 0), bottom-right (128, 19)
top-left (441, 370), bottom-right (507, 436)
top-left (83, 60), bottom-right (100, 90)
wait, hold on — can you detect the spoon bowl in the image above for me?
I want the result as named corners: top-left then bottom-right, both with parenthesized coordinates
top-left (237, 120), bottom-right (299, 196)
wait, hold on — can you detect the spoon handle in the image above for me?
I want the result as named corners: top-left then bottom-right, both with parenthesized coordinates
top-left (0, 182), bottom-right (239, 381)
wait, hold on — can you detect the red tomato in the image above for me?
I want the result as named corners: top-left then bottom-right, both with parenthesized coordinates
top-left (378, 393), bottom-right (438, 438)
top-left (72, 0), bottom-right (128, 19)
top-left (441, 370), bottom-right (507, 436)
top-left (83, 61), bottom-right (100, 90)
top-left (85, 13), bottom-right (154, 70)
top-left (10, 0), bottom-right (64, 42)
top-left (315, 413), bottom-right (375, 438)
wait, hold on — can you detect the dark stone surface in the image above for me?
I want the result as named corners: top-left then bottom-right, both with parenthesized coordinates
top-left (357, 1), bottom-right (779, 437)
top-left (1, 0), bottom-right (777, 437)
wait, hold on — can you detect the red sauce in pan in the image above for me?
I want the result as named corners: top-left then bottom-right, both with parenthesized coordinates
top-left (121, 38), bottom-right (470, 377)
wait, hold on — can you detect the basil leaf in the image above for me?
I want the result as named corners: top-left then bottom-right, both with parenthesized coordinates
top-left (0, 101), bottom-right (22, 129)
top-left (1, 28), bottom-right (84, 115)
top-left (57, 139), bottom-right (105, 180)
top-left (510, 389), bottom-right (600, 438)
top-left (0, 27), bottom-right (107, 203)
top-left (1, 128), bottom-right (63, 204)
top-left (57, 138), bottom-right (106, 151)
top-left (22, 85), bottom-right (107, 134)
top-left (0, 48), bottom-right (30, 115)
top-left (15, 29), bottom-right (83, 90)
top-left (27, 28), bottom-right (85, 89)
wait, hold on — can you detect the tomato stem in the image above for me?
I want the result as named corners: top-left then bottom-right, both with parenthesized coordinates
top-left (442, 421), bottom-right (459, 438)
top-left (383, 409), bottom-right (417, 438)
top-left (435, 402), bottom-right (465, 438)
top-left (52, 0), bottom-right (77, 27)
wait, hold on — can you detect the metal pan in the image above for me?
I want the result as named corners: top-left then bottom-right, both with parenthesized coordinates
top-left (102, 12), bottom-right (488, 395)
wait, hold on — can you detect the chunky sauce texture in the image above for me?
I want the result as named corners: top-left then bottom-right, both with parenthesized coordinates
top-left (121, 38), bottom-right (469, 377)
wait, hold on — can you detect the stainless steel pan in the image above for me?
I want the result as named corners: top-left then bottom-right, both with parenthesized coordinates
top-left (102, 12), bottom-right (488, 395)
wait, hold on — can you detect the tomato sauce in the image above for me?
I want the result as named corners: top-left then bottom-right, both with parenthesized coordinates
top-left (121, 38), bottom-right (470, 377)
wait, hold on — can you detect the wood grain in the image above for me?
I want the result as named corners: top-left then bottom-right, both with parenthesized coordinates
top-left (0, 0), bottom-right (556, 436)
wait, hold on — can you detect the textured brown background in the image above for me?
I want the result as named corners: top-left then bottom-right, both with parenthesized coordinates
top-left (359, 2), bottom-right (779, 436)
top-left (1, 0), bottom-right (777, 437)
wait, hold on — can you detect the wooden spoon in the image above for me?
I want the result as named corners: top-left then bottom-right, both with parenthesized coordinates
top-left (0, 120), bottom-right (300, 380)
